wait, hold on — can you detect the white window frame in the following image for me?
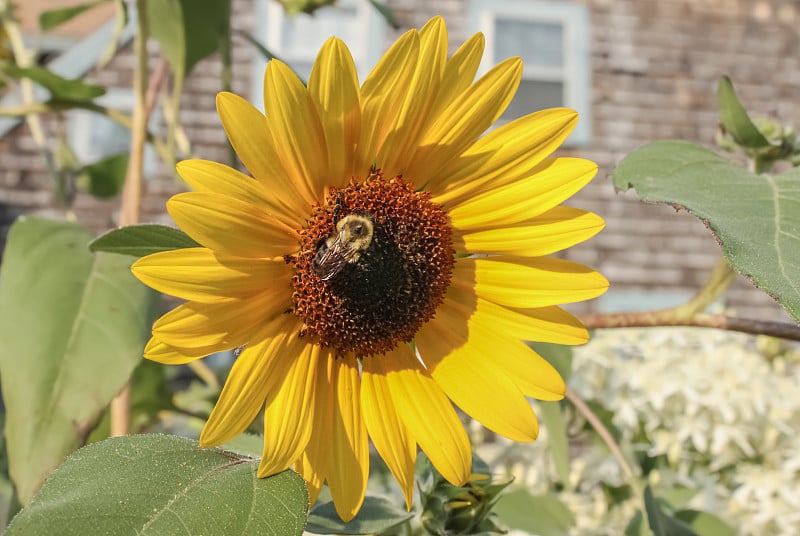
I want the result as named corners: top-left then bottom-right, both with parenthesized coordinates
top-left (250, 0), bottom-right (387, 109)
top-left (468, 0), bottom-right (592, 145)
top-left (68, 89), bottom-right (158, 178)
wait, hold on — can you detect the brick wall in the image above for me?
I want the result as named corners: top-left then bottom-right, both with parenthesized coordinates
top-left (0, 0), bottom-right (796, 321)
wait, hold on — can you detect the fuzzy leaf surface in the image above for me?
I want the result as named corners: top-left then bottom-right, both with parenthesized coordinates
top-left (613, 140), bottom-right (800, 322)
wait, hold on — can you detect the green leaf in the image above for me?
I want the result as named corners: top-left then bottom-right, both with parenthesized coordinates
top-left (538, 401), bottom-right (571, 489)
top-left (146, 0), bottom-right (185, 78)
top-left (89, 223), bottom-right (201, 257)
top-left (77, 152), bottom-right (128, 198)
top-left (0, 217), bottom-right (153, 505)
top-left (5, 435), bottom-right (308, 535)
top-left (612, 140), bottom-right (800, 322)
top-left (39, 0), bottom-right (108, 31)
top-left (644, 486), bottom-right (698, 536)
top-left (98, 0), bottom-right (129, 68)
top-left (531, 342), bottom-right (573, 382)
top-left (659, 487), bottom-right (698, 511)
top-left (147, 0), bottom-right (229, 76)
top-left (367, 0), bottom-right (400, 29)
top-left (493, 490), bottom-right (574, 536)
top-left (306, 496), bottom-right (413, 535)
top-left (717, 76), bottom-right (771, 149)
top-left (182, 0), bottom-right (230, 73)
top-left (625, 511), bottom-right (646, 536)
top-left (0, 62), bottom-right (105, 100)
top-left (675, 510), bottom-right (737, 535)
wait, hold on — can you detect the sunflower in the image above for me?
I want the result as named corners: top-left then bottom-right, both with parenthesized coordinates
top-left (132, 16), bottom-right (608, 521)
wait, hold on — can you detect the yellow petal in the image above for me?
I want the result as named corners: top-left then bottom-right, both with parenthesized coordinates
top-left (327, 356), bottom-right (369, 522)
top-left (295, 451), bottom-right (323, 506)
top-left (407, 57), bottom-right (522, 184)
top-left (422, 288), bottom-right (566, 401)
top-left (200, 314), bottom-right (302, 447)
top-left (429, 109), bottom-right (579, 203)
top-left (308, 38), bottom-right (361, 186)
top-left (499, 345), bottom-right (567, 402)
top-left (361, 357), bottom-right (416, 509)
top-left (215, 92), bottom-right (309, 212)
top-left (176, 159), bottom-right (302, 231)
top-left (416, 300), bottom-right (539, 441)
top-left (447, 158), bottom-right (598, 229)
top-left (447, 278), bottom-right (589, 345)
top-left (264, 60), bottom-right (329, 203)
top-left (376, 17), bottom-right (447, 178)
top-left (143, 336), bottom-right (207, 364)
top-left (132, 248), bottom-right (292, 302)
top-left (150, 293), bottom-right (288, 350)
top-left (258, 341), bottom-right (321, 476)
top-left (427, 32), bottom-right (484, 123)
top-left (382, 344), bottom-right (471, 486)
top-left (167, 192), bottom-right (298, 258)
top-left (456, 256), bottom-right (609, 309)
top-left (453, 207), bottom-right (605, 256)
top-left (297, 354), bottom-right (336, 505)
top-left (356, 29), bottom-right (419, 175)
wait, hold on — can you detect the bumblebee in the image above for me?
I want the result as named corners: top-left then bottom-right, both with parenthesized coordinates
top-left (313, 214), bottom-right (374, 281)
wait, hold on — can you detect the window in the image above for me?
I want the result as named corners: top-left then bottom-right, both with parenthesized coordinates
top-left (250, 0), bottom-right (387, 106)
top-left (468, 0), bottom-right (591, 144)
top-left (68, 89), bottom-right (158, 177)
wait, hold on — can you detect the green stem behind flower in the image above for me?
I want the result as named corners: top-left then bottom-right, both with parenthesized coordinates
top-left (565, 388), bottom-right (646, 516)
top-left (110, 0), bottom-right (151, 438)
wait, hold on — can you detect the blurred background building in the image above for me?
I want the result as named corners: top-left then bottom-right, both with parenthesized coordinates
top-left (1, 0), bottom-right (798, 320)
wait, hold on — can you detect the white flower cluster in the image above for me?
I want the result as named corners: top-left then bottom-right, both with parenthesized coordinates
top-left (479, 328), bottom-right (800, 535)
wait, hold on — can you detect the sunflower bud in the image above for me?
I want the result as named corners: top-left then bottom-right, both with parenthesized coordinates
top-left (420, 471), bottom-right (512, 535)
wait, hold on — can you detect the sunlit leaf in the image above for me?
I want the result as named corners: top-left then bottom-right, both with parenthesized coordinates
top-left (0, 217), bottom-right (153, 504)
top-left (612, 140), bottom-right (800, 322)
top-left (89, 223), bottom-right (201, 257)
top-left (717, 76), bottom-right (770, 149)
top-left (5, 435), bottom-right (308, 535)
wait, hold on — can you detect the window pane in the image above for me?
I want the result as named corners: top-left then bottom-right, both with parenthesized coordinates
top-left (280, 5), bottom-right (359, 55)
top-left (494, 19), bottom-right (563, 69)
top-left (89, 117), bottom-right (131, 157)
top-left (501, 79), bottom-right (563, 120)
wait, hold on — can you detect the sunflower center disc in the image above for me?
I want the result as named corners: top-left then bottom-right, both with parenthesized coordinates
top-left (290, 172), bottom-right (454, 357)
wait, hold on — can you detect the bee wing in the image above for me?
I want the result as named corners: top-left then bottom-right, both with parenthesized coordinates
top-left (314, 235), bottom-right (357, 281)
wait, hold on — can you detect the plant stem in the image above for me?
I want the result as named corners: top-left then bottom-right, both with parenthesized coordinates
top-left (565, 388), bottom-right (645, 511)
top-left (110, 0), bottom-right (151, 438)
top-left (187, 361), bottom-right (220, 391)
top-left (2, 17), bottom-right (46, 147)
top-left (671, 257), bottom-right (736, 318)
top-left (2, 12), bottom-right (64, 204)
top-left (0, 99), bottom-right (174, 164)
top-left (579, 311), bottom-right (800, 341)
